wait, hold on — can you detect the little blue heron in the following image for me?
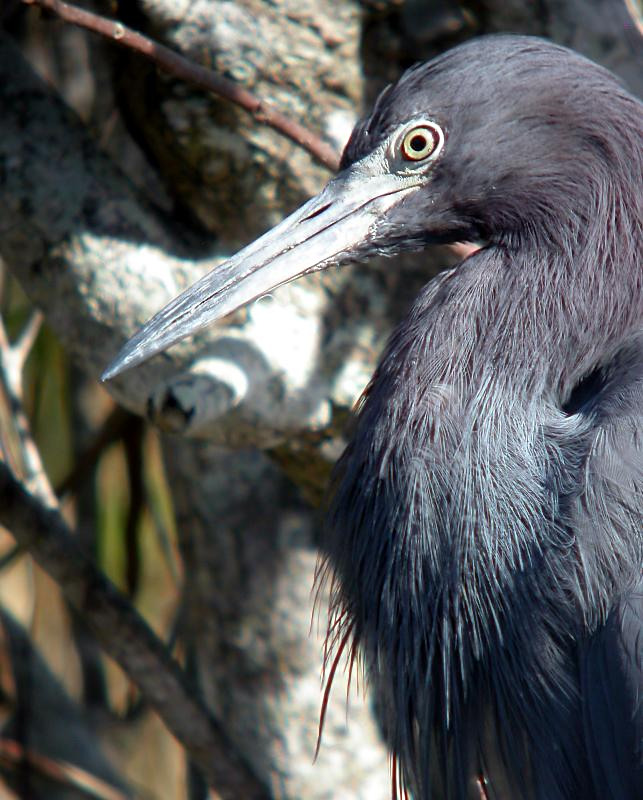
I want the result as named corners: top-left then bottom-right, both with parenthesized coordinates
top-left (104, 35), bottom-right (642, 800)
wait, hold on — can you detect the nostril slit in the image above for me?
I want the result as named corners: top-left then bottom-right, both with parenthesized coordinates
top-left (301, 203), bottom-right (331, 223)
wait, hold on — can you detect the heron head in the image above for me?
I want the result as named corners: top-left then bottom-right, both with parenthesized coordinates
top-left (341, 34), bottom-right (640, 251)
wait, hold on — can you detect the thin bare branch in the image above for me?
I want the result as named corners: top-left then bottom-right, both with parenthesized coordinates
top-left (0, 738), bottom-right (129, 800)
top-left (21, 0), bottom-right (340, 171)
top-left (0, 312), bottom-right (55, 506)
top-left (0, 460), bottom-right (270, 800)
top-left (13, 310), bottom-right (43, 365)
top-left (0, 311), bottom-right (42, 401)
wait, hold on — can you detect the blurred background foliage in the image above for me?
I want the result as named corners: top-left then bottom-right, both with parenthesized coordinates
top-left (1, 269), bottom-right (185, 797)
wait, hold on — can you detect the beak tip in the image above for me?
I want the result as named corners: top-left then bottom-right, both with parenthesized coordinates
top-left (101, 344), bottom-right (141, 382)
top-left (100, 359), bottom-right (124, 383)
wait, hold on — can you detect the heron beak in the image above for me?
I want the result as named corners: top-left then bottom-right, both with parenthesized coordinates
top-left (102, 166), bottom-right (420, 381)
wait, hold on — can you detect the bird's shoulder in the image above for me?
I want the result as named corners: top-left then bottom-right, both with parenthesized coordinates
top-left (570, 332), bottom-right (642, 528)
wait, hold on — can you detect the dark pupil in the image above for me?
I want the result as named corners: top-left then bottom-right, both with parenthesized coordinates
top-left (410, 134), bottom-right (428, 152)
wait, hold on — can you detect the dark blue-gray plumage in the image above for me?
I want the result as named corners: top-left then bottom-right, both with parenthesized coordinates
top-left (103, 35), bottom-right (642, 800)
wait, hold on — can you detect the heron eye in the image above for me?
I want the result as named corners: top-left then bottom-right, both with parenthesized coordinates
top-left (400, 124), bottom-right (442, 161)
